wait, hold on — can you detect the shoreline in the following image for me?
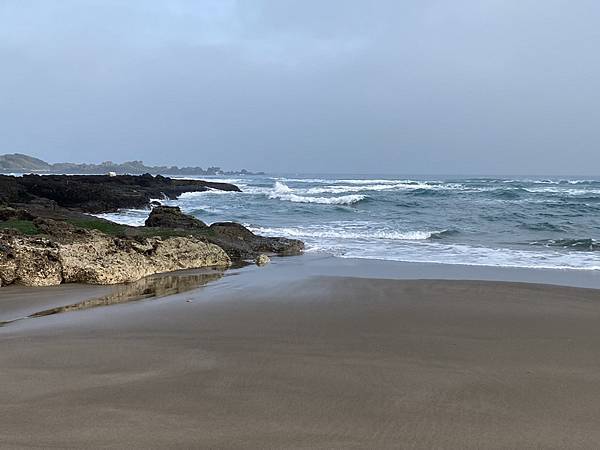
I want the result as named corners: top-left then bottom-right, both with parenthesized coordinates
top-left (2, 255), bottom-right (600, 447)
top-left (298, 253), bottom-right (600, 289)
top-left (1, 254), bottom-right (599, 323)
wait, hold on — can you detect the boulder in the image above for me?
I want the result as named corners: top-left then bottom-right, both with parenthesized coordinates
top-left (208, 222), bottom-right (304, 259)
top-left (255, 254), bottom-right (270, 266)
top-left (145, 206), bottom-right (207, 229)
top-left (0, 206), bottom-right (34, 222)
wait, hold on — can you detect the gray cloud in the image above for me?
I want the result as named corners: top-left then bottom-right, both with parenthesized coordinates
top-left (1, 0), bottom-right (599, 174)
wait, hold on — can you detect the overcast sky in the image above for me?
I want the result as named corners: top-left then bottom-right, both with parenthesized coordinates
top-left (1, 1), bottom-right (599, 174)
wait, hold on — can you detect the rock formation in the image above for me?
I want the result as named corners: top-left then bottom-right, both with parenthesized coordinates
top-left (0, 173), bottom-right (241, 213)
top-left (145, 206), bottom-right (207, 229)
top-left (0, 173), bottom-right (304, 288)
top-left (207, 222), bottom-right (304, 259)
top-left (145, 207), bottom-right (304, 259)
top-left (255, 254), bottom-right (271, 266)
top-left (0, 223), bottom-right (230, 287)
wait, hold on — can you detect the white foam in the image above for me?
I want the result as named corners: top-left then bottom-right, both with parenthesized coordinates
top-left (251, 225), bottom-right (439, 240)
top-left (274, 177), bottom-right (442, 186)
top-left (270, 192), bottom-right (366, 205)
top-left (89, 174), bottom-right (600, 272)
top-left (524, 187), bottom-right (600, 196)
top-left (249, 224), bottom-right (600, 271)
top-left (94, 210), bottom-right (148, 226)
top-left (273, 177), bottom-right (337, 184)
top-left (336, 243), bottom-right (600, 271)
top-left (335, 178), bottom-right (430, 185)
top-left (304, 183), bottom-right (437, 194)
top-left (268, 182), bottom-right (366, 205)
top-left (171, 177), bottom-right (245, 184)
top-left (500, 178), bottom-right (599, 185)
top-left (178, 190), bottom-right (240, 199)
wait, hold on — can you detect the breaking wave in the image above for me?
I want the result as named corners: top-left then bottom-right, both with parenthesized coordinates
top-left (531, 238), bottom-right (600, 251)
top-left (268, 182), bottom-right (366, 205)
top-left (98, 174), bottom-right (600, 271)
top-left (429, 229), bottom-right (460, 239)
top-left (249, 225), bottom-right (451, 241)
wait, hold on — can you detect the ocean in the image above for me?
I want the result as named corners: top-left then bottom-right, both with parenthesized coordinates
top-left (98, 174), bottom-right (600, 271)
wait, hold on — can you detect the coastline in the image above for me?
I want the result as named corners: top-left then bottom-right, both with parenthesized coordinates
top-left (291, 253), bottom-right (600, 289)
top-left (3, 254), bottom-right (599, 322)
top-left (2, 255), bottom-right (600, 448)
top-left (0, 176), bottom-right (303, 288)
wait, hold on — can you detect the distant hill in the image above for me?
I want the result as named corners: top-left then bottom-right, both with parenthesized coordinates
top-left (0, 153), bottom-right (263, 176)
top-left (0, 153), bottom-right (51, 172)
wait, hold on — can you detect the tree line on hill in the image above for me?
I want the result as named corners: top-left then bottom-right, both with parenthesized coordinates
top-left (0, 153), bottom-right (263, 176)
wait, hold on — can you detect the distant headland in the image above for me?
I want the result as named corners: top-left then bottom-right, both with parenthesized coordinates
top-left (0, 153), bottom-right (264, 176)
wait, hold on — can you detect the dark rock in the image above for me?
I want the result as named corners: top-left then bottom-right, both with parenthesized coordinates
top-left (0, 174), bottom-right (241, 213)
top-left (145, 206), bottom-right (207, 229)
top-left (124, 207), bottom-right (304, 260)
top-left (208, 222), bottom-right (304, 259)
top-left (0, 206), bottom-right (35, 221)
top-left (0, 176), bottom-right (34, 204)
top-left (0, 174), bottom-right (305, 275)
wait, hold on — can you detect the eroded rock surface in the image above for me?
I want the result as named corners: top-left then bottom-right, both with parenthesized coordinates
top-left (0, 228), bottom-right (230, 287)
top-left (255, 254), bottom-right (271, 266)
top-left (0, 236), bottom-right (62, 287)
top-left (0, 193), bottom-right (304, 287)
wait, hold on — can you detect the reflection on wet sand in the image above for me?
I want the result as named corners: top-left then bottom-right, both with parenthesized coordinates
top-left (1, 269), bottom-right (225, 326)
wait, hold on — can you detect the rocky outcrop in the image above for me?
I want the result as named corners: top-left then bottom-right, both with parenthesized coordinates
top-left (0, 235), bottom-right (62, 286)
top-left (0, 206), bottom-right (34, 221)
top-left (0, 173), bottom-right (241, 213)
top-left (0, 228), bottom-right (230, 287)
top-left (143, 208), bottom-right (304, 259)
top-left (207, 222), bottom-right (304, 259)
top-left (0, 183), bottom-right (305, 287)
top-left (145, 206), bottom-right (207, 229)
top-left (255, 254), bottom-right (270, 266)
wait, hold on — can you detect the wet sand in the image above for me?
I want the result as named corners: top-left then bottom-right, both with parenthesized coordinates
top-left (1, 257), bottom-right (600, 448)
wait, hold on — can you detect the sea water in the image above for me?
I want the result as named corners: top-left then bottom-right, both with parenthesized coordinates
top-left (98, 174), bottom-right (600, 271)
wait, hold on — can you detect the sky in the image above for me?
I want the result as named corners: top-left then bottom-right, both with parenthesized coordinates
top-left (1, 0), bottom-right (599, 175)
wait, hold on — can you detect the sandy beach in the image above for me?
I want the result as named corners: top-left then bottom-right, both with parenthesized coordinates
top-left (1, 256), bottom-right (600, 449)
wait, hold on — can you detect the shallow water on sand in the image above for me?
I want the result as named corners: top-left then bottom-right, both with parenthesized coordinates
top-left (0, 268), bottom-right (225, 326)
